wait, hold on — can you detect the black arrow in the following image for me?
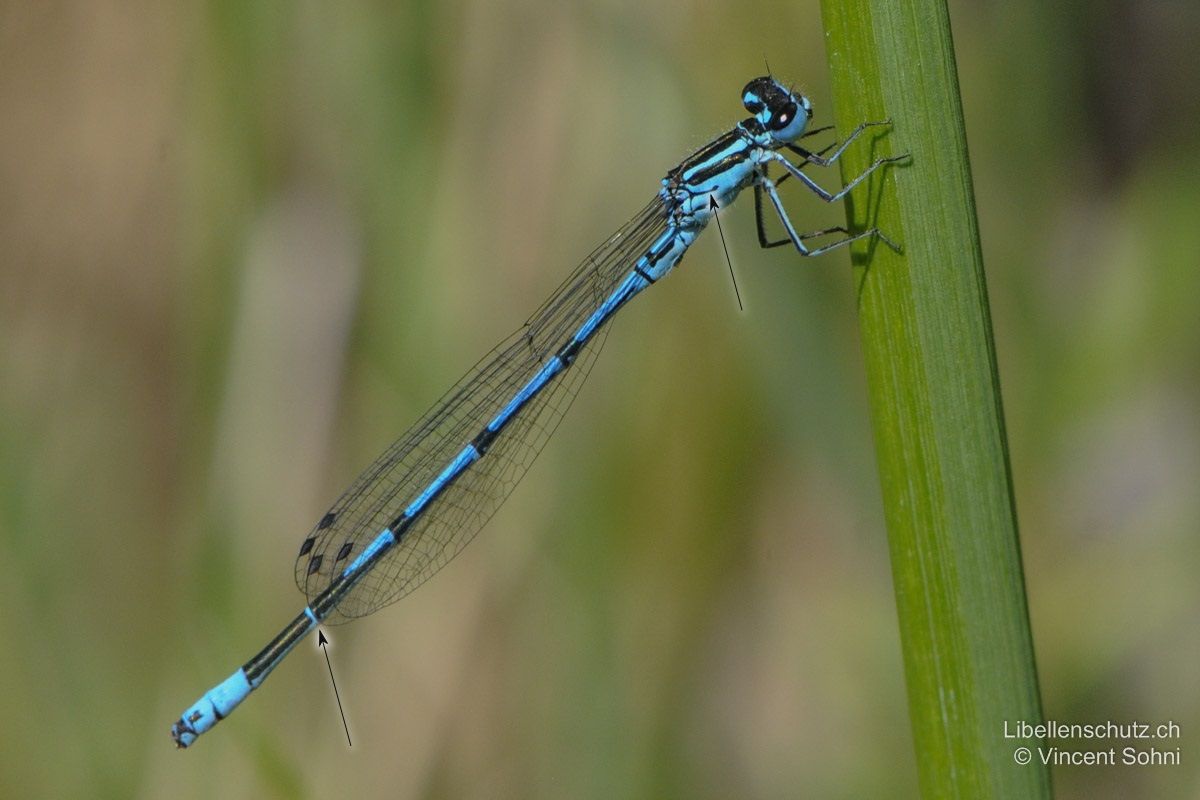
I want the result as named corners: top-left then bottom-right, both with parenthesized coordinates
top-left (317, 630), bottom-right (352, 746)
top-left (708, 194), bottom-right (743, 311)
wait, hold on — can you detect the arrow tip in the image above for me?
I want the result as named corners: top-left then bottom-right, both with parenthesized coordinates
top-left (318, 630), bottom-right (329, 647)
top-left (708, 194), bottom-right (719, 211)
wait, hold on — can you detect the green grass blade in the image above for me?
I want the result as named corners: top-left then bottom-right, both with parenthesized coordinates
top-left (816, 1), bottom-right (1053, 797)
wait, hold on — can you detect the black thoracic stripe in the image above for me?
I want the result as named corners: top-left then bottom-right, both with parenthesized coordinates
top-left (687, 152), bottom-right (748, 185)
top-left (675, 130), bottom-right (741, 177)
top-left (242, 609), bottom-right (318, 682)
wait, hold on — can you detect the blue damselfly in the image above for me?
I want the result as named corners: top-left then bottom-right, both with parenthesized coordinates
top-left (171, 75), bottom-right (903, 747)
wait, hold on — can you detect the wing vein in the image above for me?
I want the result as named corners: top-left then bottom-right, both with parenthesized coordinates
top-left (296, 197), bottom-right (670, 621)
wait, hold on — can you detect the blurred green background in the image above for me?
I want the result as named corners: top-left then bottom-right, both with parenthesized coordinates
top-left (2, 1), bottom-right (1198, 798)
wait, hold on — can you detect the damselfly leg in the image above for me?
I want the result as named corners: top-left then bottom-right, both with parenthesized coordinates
top-left (785, 119), bottom-right (893, 167)
top-left (754, 120), bottom-right (905, 256)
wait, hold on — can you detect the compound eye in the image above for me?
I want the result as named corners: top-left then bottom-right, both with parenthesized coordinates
top-left (772, 102), bottom-right (798, 130)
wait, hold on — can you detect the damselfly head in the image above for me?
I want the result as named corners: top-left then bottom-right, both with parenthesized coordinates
top-left (741, 76), bottom-right (810, 144)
